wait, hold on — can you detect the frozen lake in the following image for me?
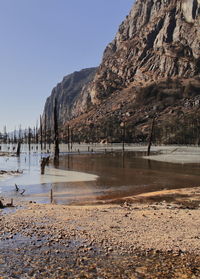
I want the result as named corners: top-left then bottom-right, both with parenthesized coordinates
top-left (0, 144), bottom-right (200, 204)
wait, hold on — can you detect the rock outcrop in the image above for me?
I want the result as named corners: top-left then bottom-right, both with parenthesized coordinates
top-left (89, 0), bottom-right (200, 104)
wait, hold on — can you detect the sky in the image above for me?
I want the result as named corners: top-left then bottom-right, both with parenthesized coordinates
top-left (0, 0), bottom-right (134, 132)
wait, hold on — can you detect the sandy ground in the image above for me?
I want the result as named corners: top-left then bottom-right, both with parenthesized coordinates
top-left (1, 186), bottom-right (200, 278)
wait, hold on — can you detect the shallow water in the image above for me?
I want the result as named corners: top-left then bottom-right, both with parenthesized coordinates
top-left (0, 144), bottom-right (200, 204)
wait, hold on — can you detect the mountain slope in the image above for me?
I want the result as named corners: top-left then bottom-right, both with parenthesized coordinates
top-left (43, 0), bottom-right (200, 144)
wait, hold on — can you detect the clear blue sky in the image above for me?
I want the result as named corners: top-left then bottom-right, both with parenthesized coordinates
top-left (0, 0), bottom-right (133, 132)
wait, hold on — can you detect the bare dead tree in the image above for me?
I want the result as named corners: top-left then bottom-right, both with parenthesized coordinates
top-left (28, 127), bottom-right (31, 151)
top-left (16, 141), bottom-right (21, 156)
top-left (70, 128), bottom-right (73, 151)
top-left (50, 188), bottom-right (53, 203)
top-left (54, 98), bottom-right (59, 162)
top-left (120, 122), bottom-right (126, 153)
top-left (44, 114), bottom-right (47, 150)
top-left (48, 129), bottom-right (51, 150)
top-left (36, 120), bottom-right (39, 145)
top-left (147, 116), bottom-right (156, 156)
top-left (67, 125), bottom-right (70, 152)
top-left (40, 115), bottom-right (43, 151)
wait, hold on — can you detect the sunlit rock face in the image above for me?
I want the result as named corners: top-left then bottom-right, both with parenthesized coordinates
top-left (182, 0), bottom-right (199, 23)
top-left (43, 0), bottom-right (200, 133)
top-left (87, 0), bottom-right (200, 104)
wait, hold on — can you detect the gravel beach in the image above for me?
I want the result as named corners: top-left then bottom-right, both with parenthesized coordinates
top-left (1, 186), bottom-right (200, 278)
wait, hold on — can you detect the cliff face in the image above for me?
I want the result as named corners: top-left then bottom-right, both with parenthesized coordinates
top-left (89, 0), bottom-right (200, 103)
top-left (43, 67), bottom-right (97, 128)
top-left (43, 0), bottom-right (200, 144)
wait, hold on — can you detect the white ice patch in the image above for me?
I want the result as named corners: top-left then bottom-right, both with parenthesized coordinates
top-left (0, 168), bottom-right (98, 187)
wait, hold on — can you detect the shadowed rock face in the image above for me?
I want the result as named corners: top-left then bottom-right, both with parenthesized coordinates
top-left (43, 67), bottom-right (97, 129)
top-left (89, 0), bottom-right (200, 103)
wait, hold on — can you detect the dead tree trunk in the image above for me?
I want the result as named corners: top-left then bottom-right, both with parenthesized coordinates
top-left (40, 115), bottom-right (43, 151)
top-left (44, 114), bottom-right (47, 150)
top-left (67, 125), bottom-right (70, 152)
top-left (121, 122), bottom-right (125, 153)
top-left (48, 129), bottom-right (51, 150)
top-left (28, 127), bottom-right (31, 151)
top-left (41, 157), bottom-right (49, 174)
top-left (147, 116), bottom-right (155, 156)
top-left (50, 189), bottom-right (53, 203)
top-left (36, 120), bottom-right (39, 145)
top-left (54, 98), bottom-right (59, 162)
top-left (16, 141), bottom-right (21, 156)
top-left (70, 128), bottom-right (73, 151)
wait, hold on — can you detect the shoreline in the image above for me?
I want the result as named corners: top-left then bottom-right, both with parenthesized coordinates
top-left (1, 144), bottom-right (200, 206)
top-left (1, 144), bottom-right (200, 163)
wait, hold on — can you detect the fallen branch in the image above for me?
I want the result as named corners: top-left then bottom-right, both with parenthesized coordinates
top-left (20, 189), bottom-right (25, 195)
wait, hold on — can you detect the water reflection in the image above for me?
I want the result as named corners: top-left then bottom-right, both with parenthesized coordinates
top-left (50, 152), bottom-right (200, 204)
top-left (0, 146), bottom-right (199, 205)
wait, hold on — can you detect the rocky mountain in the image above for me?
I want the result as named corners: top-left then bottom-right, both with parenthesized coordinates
top-left (43, 0), bottom-right (200, 144)
top-left (89, 0), bottom-right (200, 103)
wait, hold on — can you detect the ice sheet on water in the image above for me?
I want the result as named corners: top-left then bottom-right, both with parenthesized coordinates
top-left (0, 167), bottom-right (98, 187)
